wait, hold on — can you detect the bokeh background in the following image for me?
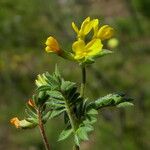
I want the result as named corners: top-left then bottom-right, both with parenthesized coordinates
top-left (0, 0), bottom-right (150, 149)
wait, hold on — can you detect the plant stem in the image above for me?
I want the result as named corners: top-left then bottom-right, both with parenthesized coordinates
top-left (71, 65), bottom-right (87, 150)
top-left (64, 99), bottom-right (79, 150)
top-left (80, 65), bottom-right (86, 97)
top-left (73, 145), bottom-right (80, 150)
top-left (37, 108), bottom-right (51, 150)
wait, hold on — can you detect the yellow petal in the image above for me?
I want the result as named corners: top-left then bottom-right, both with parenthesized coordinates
top-left (85, 39), bottom-right (103, 56)
top-left (81, 17), bottom-right (90, 28)
top-left (82, 19), bottom-right (98, 35)
top-left (84, 17), bottom-right (90, 22)
top-left (91, 19), bottom-right (99, 28)
top-left (72, 39), bottom-right (85, 53)
top-left (97, 25), bottom-right (114, 40)
top-left (93, 20), bottom-right (99, 38)
top-left (80, 17), bottom-right (91, 32)
top-left (45, 36), bottom-right (60, 53)
top-left (72, 22), bottom-right (79, 33)
top-left (45, 46), bottom-right (53, 52)
top-left (10, 117), bottom-right (20, 128)
top-left (74, 54), bottom-right (85, 60)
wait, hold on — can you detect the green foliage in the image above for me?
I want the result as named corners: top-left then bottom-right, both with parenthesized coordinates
top-left (80, 49), bottom-right (113, 65)
top-left (58, 128), bottom-right (73, 141)
top-left (34, 66), bottom-right (133, 146)
top-left (36, 66), bottom-right (95, 144)
top-left (93, 93), bottom-right (133, 109)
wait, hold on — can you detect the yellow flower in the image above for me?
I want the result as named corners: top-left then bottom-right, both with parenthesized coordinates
top-left (45, 36), bottom-right (60, 54)
top-left (96, 25), bottom-right (114, 40)
top-left (10, 117), bottom-right (36, 129)
top-left (72, 17), bottom-right (99, 39)
top-left (71, 17), bottom-right (114, 62)
top-left (10, 117), bottom-right (20, 128)
top-left (72, 39), bottom-right (103, 60)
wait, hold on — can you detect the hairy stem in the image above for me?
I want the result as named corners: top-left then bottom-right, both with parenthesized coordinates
top-left (37, 108), bottom-right (51, 150)
top-left (80, 66), bottom-right (86, 97)
top-left (64, 99), bottom-right (79, 150)
top-left (72, 65), bottom-right (87, 150)
top-left (65, 100), bottom-right (76, 132)
top-left (73, 145), bottom-right (80, 150)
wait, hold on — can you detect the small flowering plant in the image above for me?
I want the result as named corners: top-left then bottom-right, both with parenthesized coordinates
top-left (10, 17), bottom-right (133, 150)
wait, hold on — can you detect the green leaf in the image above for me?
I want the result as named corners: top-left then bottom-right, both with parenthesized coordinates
top-left (49, 109), bottom-right (66, 119)
top-left (25, 109), bottom-right (37, 119)
top-left (84, 57), bottom-right (95, 65)
top-left (117, 102), bottom-right (134, 108)
top-left (46, 101), bottom-right (65, 108)
top-left (45, 72), bottom-right (60, 89)
top-left (93, 49), bottom-right (113, 59)
top-left (36, 85), bottom-right (52, 92)
top-left (74, 135), bottom-right (80, 146)
top-left (61, 80), bottom-right (76, 92)
top-left (76, 127), bottom-right (89, 141)
top-left (42, 111), bottom-right (51, 123)
top-left (88, 116), bottom-right (97, 124)
top-left (95, 93), bottom-right (133, 109)
top-left (83, 124), bottom-right (94, 132)
top-left (87, 108), bottom-right (98, 115)
top-left (37, 91), bottom-right (49, 106)
top-left (58, 128), bottom-right (73, 141)
top-left (25, 104), bottom-right (37, 119)
top-left (26, 117), bottom-right (38, 124)
top-left (47, 91), bottom-right (64, 100)
top-left (54, 64), bottom-right (61, 77)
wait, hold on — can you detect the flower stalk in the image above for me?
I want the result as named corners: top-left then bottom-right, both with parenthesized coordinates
top-left (80, 65), bottom-right (86, 98)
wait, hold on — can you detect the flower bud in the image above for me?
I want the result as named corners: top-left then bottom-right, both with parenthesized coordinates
top-left (45, 36), bottom-right (76, 61)
top-left (97, 25), bottom-right (114, 40)
top-left (35, 74), bottom-right (48, 87)
top-left (27, 99), bottom-right (35, 107)
top-left (45, 36), bottom-right (60, 54)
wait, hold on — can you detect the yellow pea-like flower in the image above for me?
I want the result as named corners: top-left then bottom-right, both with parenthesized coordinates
top-left (97, 25), bottom-right (114, 40)
top-left (72, 17), bottom-right (90, 34)
top-left (71, 17), bottom-right (114, 62)
top-left (45, 36), bottom-right (60, 54)
top-left (10, 117), bottom-right (20, 128)
top-left (72, 38), bottom-right (103, 60)
top-left (72, 17), bottom-right (99, 39)
top-left (10, 117), bottom-right (35, 129)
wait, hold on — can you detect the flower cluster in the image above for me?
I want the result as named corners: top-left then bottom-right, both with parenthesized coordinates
top-left (44, 17), bottom-right (114, 64)
top-left (72, 17), bottom-right (114, 60)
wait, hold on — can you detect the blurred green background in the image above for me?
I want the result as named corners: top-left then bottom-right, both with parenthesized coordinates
top-left (0, 0), bottom-right (150, 149)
